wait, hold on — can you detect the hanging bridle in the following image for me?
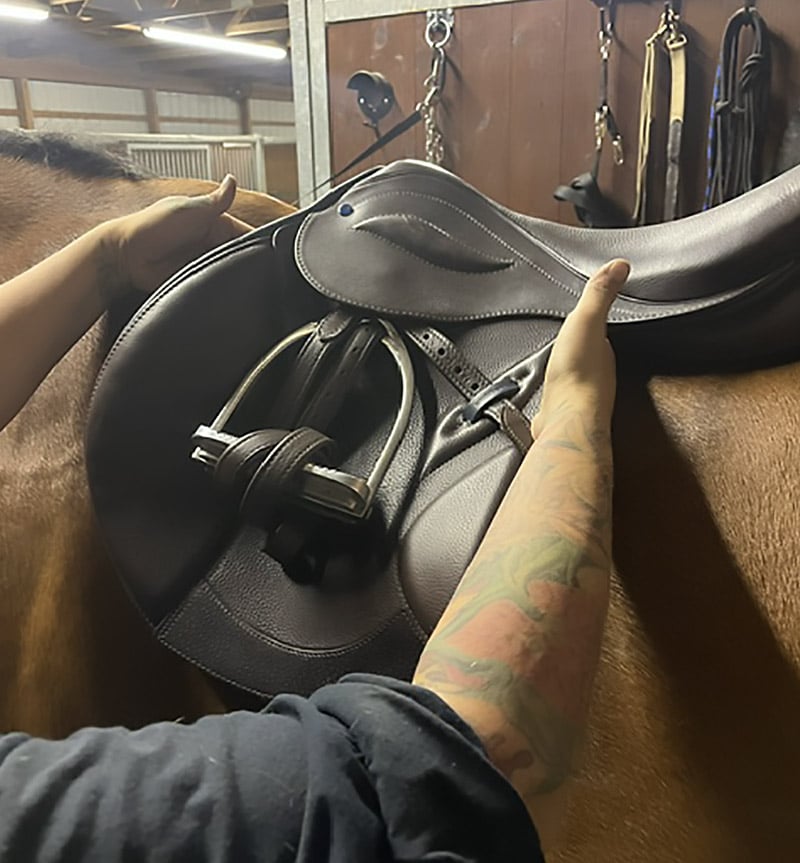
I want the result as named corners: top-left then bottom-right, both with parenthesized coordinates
top-left (553, 0), bottom-right (631, 228)
top-left (704, 2), bottom-right (772, 208)
top-left (633, 1), bottom-right (687, 225)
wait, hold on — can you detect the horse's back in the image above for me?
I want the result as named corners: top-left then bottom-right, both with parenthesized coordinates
top-left (0, 155), bottom-right (291, 735)
top-left (560, 365), bottom-right (800, 862)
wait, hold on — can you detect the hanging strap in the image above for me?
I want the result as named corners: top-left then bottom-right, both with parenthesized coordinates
top-left (300, 13), bottom-right (454, 202)
top-left (302, 109), bottom-right (423, 202)
top-left (634, 6), bottom-right (687, 226)
top-left (704, 5), bottom-right (772, 208)
top-left (664, 30), bottom-right (687, 221)
top-left (555, 1), bottom-right (630, 228)
top-left (592, 3), bottom-right (624, 178)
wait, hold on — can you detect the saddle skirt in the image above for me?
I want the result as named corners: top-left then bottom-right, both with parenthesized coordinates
top-left (87, 159), bottom-right (800, 697)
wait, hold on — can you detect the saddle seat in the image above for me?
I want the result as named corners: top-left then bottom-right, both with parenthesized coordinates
top-left (87, 160), bottom-right (800, 699)
top-left (320, 159), bottom-right (800, 313)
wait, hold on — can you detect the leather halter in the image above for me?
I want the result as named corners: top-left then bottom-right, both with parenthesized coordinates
top-left (554, 0), bottom-right (630, 228)
top-left (704, 4), bottom-right (772, 208)
top-left (634, 2), bottom-right (687, 225)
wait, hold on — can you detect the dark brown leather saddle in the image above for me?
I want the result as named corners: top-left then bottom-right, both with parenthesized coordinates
top-left (87, 159), bottom-right (800, 698)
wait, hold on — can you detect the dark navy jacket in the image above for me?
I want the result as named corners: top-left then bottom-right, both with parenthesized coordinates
top-left (0, 674), bottom-right (543, 861)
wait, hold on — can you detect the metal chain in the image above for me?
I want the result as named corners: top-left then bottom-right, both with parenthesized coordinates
top-left (594, 3), bottom-right (623, 173)
top-left (417, 11), bottom-right (452, 166)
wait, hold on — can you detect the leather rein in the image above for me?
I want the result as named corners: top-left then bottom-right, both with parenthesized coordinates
top-left (704, 4), bottom-right (772, 208)
top-left (634, 2), bottom-right (687, 225)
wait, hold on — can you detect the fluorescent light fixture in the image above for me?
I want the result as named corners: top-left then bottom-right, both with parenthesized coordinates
top-left (0, 2), bottom-right (48, 21)
top-left (143, 26), bottom-right (287, 61)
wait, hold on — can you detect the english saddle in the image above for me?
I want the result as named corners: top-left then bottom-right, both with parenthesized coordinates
top-left (87, 159), bottom-right (800, 697)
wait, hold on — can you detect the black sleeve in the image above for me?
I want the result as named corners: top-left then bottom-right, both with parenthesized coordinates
top-left (0, 674), bottom-right (544, 862)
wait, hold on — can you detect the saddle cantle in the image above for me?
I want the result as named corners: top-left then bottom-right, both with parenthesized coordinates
top-left (87, 160), bottom-right (800, 697)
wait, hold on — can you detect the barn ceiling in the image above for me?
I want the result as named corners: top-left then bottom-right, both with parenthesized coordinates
top-left (0, 0), bottom-right (292, 99)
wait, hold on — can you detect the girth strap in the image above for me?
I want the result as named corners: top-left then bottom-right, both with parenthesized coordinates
top-left (407, 325), bottom-right (532, 454)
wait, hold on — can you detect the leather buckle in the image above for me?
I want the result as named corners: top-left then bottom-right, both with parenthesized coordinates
top-left (462, 376), bottom-right (520, 423)
top-left (191, 318), bottom-right (415, 521)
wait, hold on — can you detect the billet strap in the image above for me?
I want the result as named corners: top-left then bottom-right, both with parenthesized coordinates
top-left (407, 326), bottom-right (532, 454)
top-left (634, 7), bottom-right (687, 225)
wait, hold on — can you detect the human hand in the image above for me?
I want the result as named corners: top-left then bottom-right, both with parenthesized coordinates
top-left (532, 259), bottom-right (630, 438)
top-left (103, 174), bottom-right (254, 296)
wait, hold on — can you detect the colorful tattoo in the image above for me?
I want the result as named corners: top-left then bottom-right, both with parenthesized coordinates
top-left (414, 407), bottom-right (613, 800)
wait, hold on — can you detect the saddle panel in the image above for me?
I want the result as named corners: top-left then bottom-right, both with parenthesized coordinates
top-left (87, 160), bottom-right (800, 698)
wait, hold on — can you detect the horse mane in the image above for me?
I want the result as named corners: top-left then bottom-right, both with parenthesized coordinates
top-left (0, 129), bottom-right (149, 180)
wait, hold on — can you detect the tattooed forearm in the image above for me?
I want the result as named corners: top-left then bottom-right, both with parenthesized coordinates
top-left (413, 406), bottom-right (613, 808)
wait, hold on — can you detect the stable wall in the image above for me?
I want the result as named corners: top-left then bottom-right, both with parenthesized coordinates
top-left (326, 0), bottom-right (800, 224)
top-left (0, 76), bottom-right (298, 201)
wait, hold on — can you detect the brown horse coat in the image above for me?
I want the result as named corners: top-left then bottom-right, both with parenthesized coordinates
top-left (0, 142), bottom-right (293, 738)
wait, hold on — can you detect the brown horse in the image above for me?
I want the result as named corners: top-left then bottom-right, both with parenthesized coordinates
top-left (0, 132), bottom-right (293, 738)
top-left (2, 132), bottom-right (800, 862)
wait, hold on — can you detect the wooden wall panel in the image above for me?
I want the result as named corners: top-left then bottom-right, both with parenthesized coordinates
top-left (327, 0), bottom-right (800, 225)
top-left (265, 143), bottom-right (300, 203)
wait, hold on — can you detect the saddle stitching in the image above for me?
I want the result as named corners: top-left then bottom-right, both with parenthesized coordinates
top-left (335, 228), bottom-right (523, 278)
top-left (336, 188), bottom-right (579, 295)
top-left (356, 214), bottom-right (514, 268)
top-left (160, 579), bottom-right (422, 658)
top-left (91, 234), bottom-right (269, 403)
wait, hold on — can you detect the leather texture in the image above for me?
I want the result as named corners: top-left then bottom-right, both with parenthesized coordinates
top-left (87, 159), bottom-right (800, 697)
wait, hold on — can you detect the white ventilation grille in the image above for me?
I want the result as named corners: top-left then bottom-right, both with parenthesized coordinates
top-left (127, 143), bottom-right (212, 180)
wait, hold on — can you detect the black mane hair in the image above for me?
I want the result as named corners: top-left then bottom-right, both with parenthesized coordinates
top-left (0, 129), bottom-right (149, 180)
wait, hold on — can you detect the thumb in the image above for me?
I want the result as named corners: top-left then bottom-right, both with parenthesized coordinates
top-left (574, 259), bottom-right (630, 322)
top-left (207, 174), bottom-right (237, 215)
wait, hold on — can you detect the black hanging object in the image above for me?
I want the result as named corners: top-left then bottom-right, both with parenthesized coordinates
top-left (553, 173), bottom-right (633, 228)
top-left (347, 71), bottom-right (396, 127)
top-left (555, 0), bottom-right (630, 227)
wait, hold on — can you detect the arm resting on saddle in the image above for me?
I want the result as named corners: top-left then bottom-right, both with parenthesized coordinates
top-left (0, 176), bottom-right (250, 433)
top-left (0, 225), bottom-right (113, 431)
top-left (413, 399), bottom-right (613, 850)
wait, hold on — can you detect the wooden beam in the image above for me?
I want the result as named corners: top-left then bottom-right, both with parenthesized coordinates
top-left (34, 108), bottom-right (145, 122)
top-left (225, 18), bottom-right (289, 36)
top-left (13, 78), bottom-right (34, 129)
top-left (0, 55), bottom-right (291, 100)
top-left (144, 87), bottom-right (160, 132)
